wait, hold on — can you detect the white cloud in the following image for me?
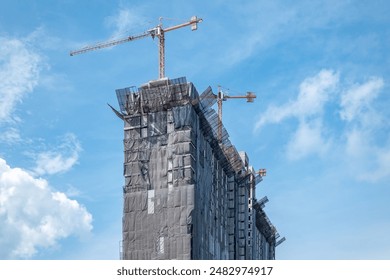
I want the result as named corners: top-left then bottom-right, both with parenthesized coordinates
top-left (296, 70), bottom-right (339, 116)
top-left (254, 68), bottom-right (390, 181)
top-left (364, 147), bottom-right (390, 182)
top-left (254, 69), bottom-right (339, 160)
top-left (340, 77), bottom-right (384, 124)
top-left (0, 158), bottom-right (92, 259)
top-left (0, 36), bottom-right (42, 123)
top-left (344, 128), bottom-right (390, 182)
top-left (0, 128), bottom-right (21, 144)
top-left (255, 69), bottom-right (339, 129)
top-left (33, 133), bottom-right (82, 176)
top-left (340, 78), bottom-right (390, 182)
top-left (105, 8), bottom-right (148, 38)
top-left (286, 119), bottom-right (330, 160)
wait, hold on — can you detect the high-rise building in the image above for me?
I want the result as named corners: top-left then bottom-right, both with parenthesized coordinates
top-left (111, 77), bottom-right (282, 260)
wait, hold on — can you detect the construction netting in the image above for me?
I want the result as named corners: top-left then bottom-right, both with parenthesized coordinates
top-left (114, 77), bottom-right (278, 260)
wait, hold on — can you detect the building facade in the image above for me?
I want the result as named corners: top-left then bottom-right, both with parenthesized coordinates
top-left (112, 77), bottom-right (281, 260)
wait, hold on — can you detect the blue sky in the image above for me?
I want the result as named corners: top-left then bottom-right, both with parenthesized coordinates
top-left (0, 0), bottom-right (389, 259)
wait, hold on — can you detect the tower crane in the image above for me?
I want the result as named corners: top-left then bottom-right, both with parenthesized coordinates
top-left (212, 87), bottom-right (266, 178)
top-left (215, 86), bottom-right (256, 143)
top-left (70, 16), bottom-right (203, 79)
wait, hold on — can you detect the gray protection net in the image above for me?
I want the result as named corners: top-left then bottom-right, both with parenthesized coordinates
top-left (115, 77), bottom-right (278, 260)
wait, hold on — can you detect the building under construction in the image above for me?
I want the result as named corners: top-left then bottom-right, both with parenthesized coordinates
top-left (111, 76), bottom-right (284, 260)
top-left (70, 15), bottom-right (284, 260)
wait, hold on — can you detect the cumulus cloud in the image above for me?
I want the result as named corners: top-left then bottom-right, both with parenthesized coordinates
top-left (0, 158), bottom-right (92, 259)
top-left (339, 77), bottom-right (384, 160)
top-left (340, 77), bottom-right (389, 182)
top-left (254, 69), bottom-right (390, 181)
top-left (255, 69), bottom-right (339, 130)
top-left (344, 128), bottom-right (390, 182)
top-left (286, 120), bottom-right (330, 160)
top-left (0, 32), bottom-right (91, 259)
top-left (33, 133), bottom-right (82, 176)
top-left (254, 70), bottom-right (338, 160)
top-left (0, 36), bottom-right (42, 123)
top-left (340, 77), bottom-right (384, 125)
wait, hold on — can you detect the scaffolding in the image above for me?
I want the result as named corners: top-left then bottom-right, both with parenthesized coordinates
top-left (111, 77), bottom-right (281, 259)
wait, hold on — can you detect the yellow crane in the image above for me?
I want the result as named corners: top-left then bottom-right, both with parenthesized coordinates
top-left (70, 16), bottom-right (203, 79)
top-left (212, 87), bottom-right (266, 177)
top-left (216, 86), bottom-right (256, 143)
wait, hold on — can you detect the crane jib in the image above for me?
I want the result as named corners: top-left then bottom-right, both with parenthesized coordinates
top-left (69, 16), bottom-right (203, 78)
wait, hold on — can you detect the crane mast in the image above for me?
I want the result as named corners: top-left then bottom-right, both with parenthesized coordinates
top-left (70, 16), bottom-right (202, 79)
top-left (216, 86), bottom-right (256, 143)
